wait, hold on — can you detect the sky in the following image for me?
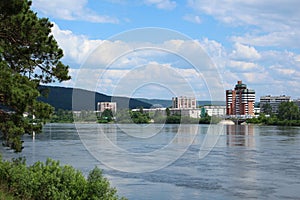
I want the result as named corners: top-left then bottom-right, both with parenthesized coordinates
top-left (31, 0), bottom-right (300, 101)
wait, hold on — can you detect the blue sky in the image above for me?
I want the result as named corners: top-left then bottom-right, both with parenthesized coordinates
top-left (31, 0), bottom-right (300, 101)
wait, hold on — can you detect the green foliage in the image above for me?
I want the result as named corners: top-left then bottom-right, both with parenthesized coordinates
top-left (114, 109), bottom-right (131, 123)
top-left (277, 102), bottom-right (300, 120)
top-left (152, 111), bottom-right (167, 123)
top-left (87, 167), bottom-right (118, 200)
top-left (130, 109), bottom-right (151, 124)
top-left (165, 115), bottom-right (181, 124)
top-left (50, 109), bottom-right (74, 123)
top-left (0, 157), bottom-right (125, 200)
top-left (198, 113), bottom-right (211, 124)
top-left (247, 102), bottom-right (300, 126)
top-left (73, 111), bottom-right (97, 122)
top-left (166, 107), bottom-right (170, 117)
top-left (261, 103), bottom-right (272, 115)
top-left (165, 114), bottom-right (200, 124)
top-left (98, 109), bottom-right (114, 123)
top-left (0, 0), bottom-right (70, 151)
top-left (0, 0), bottom-right (70, 83)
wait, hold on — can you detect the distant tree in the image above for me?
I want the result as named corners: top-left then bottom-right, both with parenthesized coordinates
top-left (0, 0), bottom-right (70, 151)
top-left (139, 107), bottom-right (144, 114)
top-left (166, 107), bottom-right (170, 117)
top-left (261, 103), bottom-right (272, 115)
top-left (100, 109), bottom-right (114, 122)
top-left (277, 102), bottom-right (299, 120)
top-left (130, 110), bottom-right (150, 124)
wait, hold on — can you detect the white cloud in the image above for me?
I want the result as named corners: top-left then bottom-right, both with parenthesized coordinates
top-left (183, 14), bottom-right (202, 24)
top-left (188, 0), bottom-right (300, 31)
top-left (32, 0), bottom-right (118, 23)
top-left (269, 65), bottom-right (296, 77)
top-left (51, 23), bottom-right (102, 64)
top-left (188, 0), bottom-right (300, 48)
top-left (144, 0), bottom-right (177, 10)
top-left (229, 61), bottom-right (260, 72)
top-left (66, 62), bottom-right (208, 99)
top-left (231, 31), bottom-right (300, 49)
top-left (295, 55), bottom-right (300, 62)
top-left (230, 43), bottom-right (261, 60)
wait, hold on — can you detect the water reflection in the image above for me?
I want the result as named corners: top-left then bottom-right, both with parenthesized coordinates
top-left (226, 125), bottom-right (255, 147)
top-left (77, 124), bottom-right (199, 173)
top-left (1, 124), bottom-right (300, 199)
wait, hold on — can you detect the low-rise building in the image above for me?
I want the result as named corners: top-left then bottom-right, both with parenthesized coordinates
top-left (170, 108), bottom-right (201, 118)
top-left (202, 105), bottom-right (226, 117)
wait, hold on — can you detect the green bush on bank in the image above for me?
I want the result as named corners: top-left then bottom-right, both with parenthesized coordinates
top-left (0, 157), bottom-right (126, 200)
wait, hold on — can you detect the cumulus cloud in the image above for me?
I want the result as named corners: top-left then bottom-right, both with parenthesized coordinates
top-left (51, 25), bottom-right (220, 99)
top-left (183, 14), bottom-right (202, 24)
top-left (229, 61), bottom-right (260, 72)
top-left (51, 23), bottom-right (102, 64)
top-left (230, 43), bottom-right (261, 60)
top-left (66, 62), bottom-right (208, 99)
top-left (144, 0), bottom-right (177, 10)
top-left (32, 0), bottom-right (118, 23)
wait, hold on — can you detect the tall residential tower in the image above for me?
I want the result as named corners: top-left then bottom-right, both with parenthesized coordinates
top-left (226, 81), bottom-right (255, 116)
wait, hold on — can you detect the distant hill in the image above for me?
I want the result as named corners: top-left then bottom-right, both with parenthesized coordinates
top-left (137, 98), bottom-right (172, 108)
top-left (37, 86), bottom-right (226, 111)
top-left (198, 101), bottom-right (226, 106)
top-left (38, 86), bottom-right (152, 111)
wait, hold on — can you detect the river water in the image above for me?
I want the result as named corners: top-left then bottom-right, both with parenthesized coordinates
top-left (1, 123), bottom-right (300, 200)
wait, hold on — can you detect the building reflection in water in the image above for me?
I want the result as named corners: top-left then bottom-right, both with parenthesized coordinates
top-left (226, 125), bottom-right (255, 147)
top-left (172, 124), bottom-right (199, 145)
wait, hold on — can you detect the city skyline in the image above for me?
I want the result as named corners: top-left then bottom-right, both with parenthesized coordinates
top-left (31, 1), bottom-right (300, 100)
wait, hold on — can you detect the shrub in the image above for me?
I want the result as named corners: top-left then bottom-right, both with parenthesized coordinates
top-left (0, 156), bottom-right (126, 200)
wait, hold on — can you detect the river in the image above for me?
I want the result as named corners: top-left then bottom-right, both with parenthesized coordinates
top-left (1, 123), bottom-right (300, 199)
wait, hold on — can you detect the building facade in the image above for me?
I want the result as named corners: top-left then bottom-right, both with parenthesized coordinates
top-left (172, 96), bottom-right (197, 109)
top-left (226, 81), bottom-right (255, 116)
top-left (202, 105), bottom-right (226, 117)
top-left (97, 102), bottom-right (117, 113)
top-left (260, 95), bottom-right (291, 114)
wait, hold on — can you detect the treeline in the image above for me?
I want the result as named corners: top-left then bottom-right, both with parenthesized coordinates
top-left (0, 157), bottom-right (126, 200)
top-left (109, 108), bottom-right (221, 124)
top-left (48, 108), bottom-right (223, 124)
top-left (247, 102), bottom-right (300, 126)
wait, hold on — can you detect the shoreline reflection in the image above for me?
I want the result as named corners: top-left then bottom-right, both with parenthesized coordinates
top-left (226, 125), bottom-right (255, 147)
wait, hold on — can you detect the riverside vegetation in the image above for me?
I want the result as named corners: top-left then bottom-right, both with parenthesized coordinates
top-left (247, 102), bottom-right (300, 126)
top-left (49, 108), bottom-right (220, 124)
top-left (0, 157), bottom-right (126, 200)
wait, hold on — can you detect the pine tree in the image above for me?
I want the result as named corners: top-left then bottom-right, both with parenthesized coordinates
top-left (0, 0), bottom-right (70, 152)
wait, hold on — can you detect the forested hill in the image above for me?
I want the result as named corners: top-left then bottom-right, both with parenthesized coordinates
top-left (38, 86), bottom-right (152, 111)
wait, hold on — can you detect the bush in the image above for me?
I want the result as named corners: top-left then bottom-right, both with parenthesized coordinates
top-left (0, 157), bottom-right (126, 200)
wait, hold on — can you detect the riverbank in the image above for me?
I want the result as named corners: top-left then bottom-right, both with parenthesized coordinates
top-left (246, 114), bottom-right (300, 126)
